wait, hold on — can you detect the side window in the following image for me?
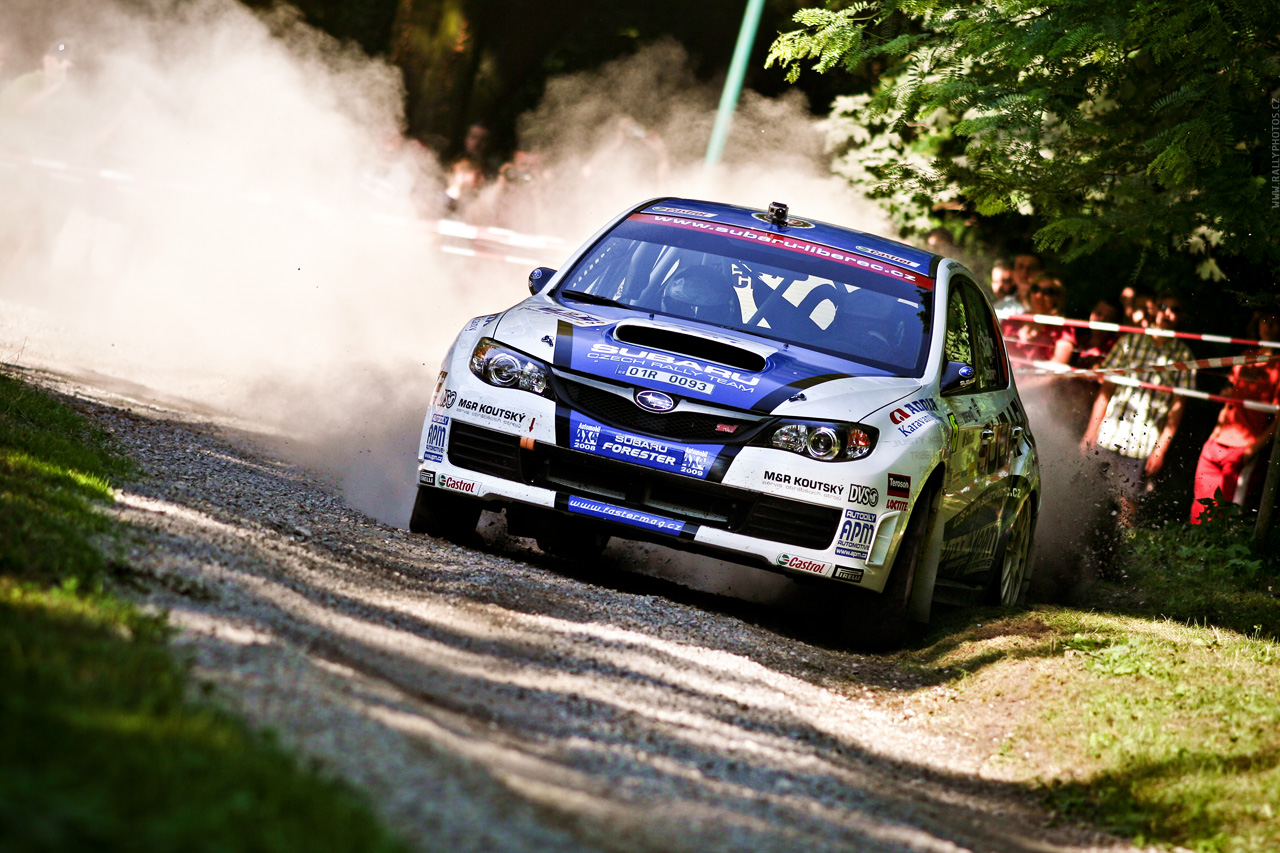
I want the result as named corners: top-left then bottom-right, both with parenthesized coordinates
top-left (958, 280), bottom-right (1009, 391)
top-left (943, 286), bottom-right (973, 367)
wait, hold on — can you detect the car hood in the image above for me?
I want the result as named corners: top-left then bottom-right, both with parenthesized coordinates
top-left (492, 299), bottom-right (924, 418)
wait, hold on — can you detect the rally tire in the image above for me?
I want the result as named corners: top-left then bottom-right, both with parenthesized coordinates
top-left (837, 485), bottom-right (937, 651)
top-left (986, 499), bottom-right (1035, 606)
top-left (409, 486), bottom-right (482, 543)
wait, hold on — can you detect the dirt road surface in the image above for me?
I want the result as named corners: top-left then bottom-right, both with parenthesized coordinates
top-left (17, 364), bottom-right (1146, 853)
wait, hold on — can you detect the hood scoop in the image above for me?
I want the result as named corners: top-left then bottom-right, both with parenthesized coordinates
top-left (613, 323), bottom-right (768, 373)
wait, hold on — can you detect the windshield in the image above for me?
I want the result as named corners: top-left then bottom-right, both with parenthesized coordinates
top-left (555, 213), bottom-right (934, 376)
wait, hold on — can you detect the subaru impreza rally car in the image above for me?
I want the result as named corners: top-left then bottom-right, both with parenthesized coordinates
top-left (413, 198), bottom-right (1039, 643)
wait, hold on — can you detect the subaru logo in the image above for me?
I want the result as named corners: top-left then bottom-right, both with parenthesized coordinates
top-left (635, 390), bottom-right (675, 412)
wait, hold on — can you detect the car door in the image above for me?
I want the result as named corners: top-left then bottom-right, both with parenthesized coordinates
top-left (937, 276), bottom-right (1014, 581)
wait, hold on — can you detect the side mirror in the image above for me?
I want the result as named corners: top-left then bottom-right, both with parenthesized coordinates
top-left (528, 267), bottom-right (556, 295)
top-left (941, 361), bottom-right (977, 395)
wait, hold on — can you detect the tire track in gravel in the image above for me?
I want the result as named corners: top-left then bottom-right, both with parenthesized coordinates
top-left (30, 366), bottom-right (1145, 853)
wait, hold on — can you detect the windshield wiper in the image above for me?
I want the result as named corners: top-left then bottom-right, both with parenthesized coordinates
top-left (559, 290), bottom-right (628, 309)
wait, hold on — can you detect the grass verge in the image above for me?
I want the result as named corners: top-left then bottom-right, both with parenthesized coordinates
top-left (0, 370), bottom-right (405, 852)
top-left (903, 516), bottom-right (1280, 853)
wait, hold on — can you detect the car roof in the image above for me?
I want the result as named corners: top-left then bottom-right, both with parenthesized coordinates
top-left (638, 198), bottom-right (941, 276)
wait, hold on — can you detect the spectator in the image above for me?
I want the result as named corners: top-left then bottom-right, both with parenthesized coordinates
top-left (1124, 286), bottom-right (1157, 328)
top-left (1002, 275), bottom-right (1073, 364)
top-left (1060, 297), bottom-right (1123, 432)
top-left (0, 39), bottom-right (72, 120)
top-left (442, 123), bottom-right (494, 218)
top-left (990, 258), bottom-right (1015, 304)
top-left (1080, 294), bottom-right (1197, 527)
top-left (994, 252), bottom-right (1042, 319)
top-left (1190, 310), bottom-right (1280, 522)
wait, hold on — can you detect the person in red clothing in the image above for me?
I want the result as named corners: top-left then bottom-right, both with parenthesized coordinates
top-left (1190, 311), bottom-right (1280, 523)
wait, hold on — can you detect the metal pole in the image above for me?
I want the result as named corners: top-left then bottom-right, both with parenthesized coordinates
top-left (705, 0), bottom-right (767, 166)
top-left (1253, 425), bottom-right (1280, 552)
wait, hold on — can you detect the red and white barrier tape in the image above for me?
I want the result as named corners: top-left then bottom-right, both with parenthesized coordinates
top-left (1014, 351), bottom-right (1280, 378)
top-left (1005, 313), bottom-right (1280, 350)
top-left (1012, 357), bottom-right (1280, 413)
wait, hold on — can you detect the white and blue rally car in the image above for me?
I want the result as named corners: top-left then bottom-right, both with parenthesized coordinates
top-left (413, 198), bottom-right (1039, 643)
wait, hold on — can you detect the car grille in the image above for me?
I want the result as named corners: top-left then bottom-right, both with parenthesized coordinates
top-left (554, 377), bottom-right (764, 442)
top-left (446, 421), bottom-right (840, 550)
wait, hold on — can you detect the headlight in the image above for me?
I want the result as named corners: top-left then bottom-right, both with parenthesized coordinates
top-left (469, 338), bottom-right (552, 397)
top-left (765, 421), bottom-right (876, 462)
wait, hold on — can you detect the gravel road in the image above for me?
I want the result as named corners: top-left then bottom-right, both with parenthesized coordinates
top-left (32, 367), bottom-right (1145, 853)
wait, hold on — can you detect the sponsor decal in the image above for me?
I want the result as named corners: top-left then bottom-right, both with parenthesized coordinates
top-left (633, 214), bottom-right (932, 288)
top-left (567, 496), bottom-right (685, 534)
top-left (440, 474), bottom-right (479, 494)
top-left (775, 553), bottom-right (830, 575)
top-left (834, 566), bottom-right (866, 583)
top-left (423, 413), bottom-right (448, 463)
top-left (854, 245), bottom-right (921, 269)
top-left (763, 469), bottom-right (845, 498)
top-left (836, 509), bottom-right (876, 560)
top-left (464, 313), bottom-right (500, 332)
top-left (570, 415), bottom-right (715, 478)
top-left (589, 343), bottom-right (760, 394)
top-left (886, 498), bottom-right (909, 512)
top-left (625, 365), bottom-right (714, 396)
top-left (848, 483), bottom-right (879, 506)
top-left (939, 519), bottom-right (1001, 575)
top-left (525, 304), bottom-right (610, 326)
top-left (650, 206), bottom-right (717, 218)
top-left (887, 473), bottom-right (911, 498)
top-left (418, 470), bottom-right (436, 486)
top-left (890, 398), bottom-right (941, 437)
top-left (457, 397), bottom-right (528, 425)
top-left (443, 389), bottom-right (457, 409)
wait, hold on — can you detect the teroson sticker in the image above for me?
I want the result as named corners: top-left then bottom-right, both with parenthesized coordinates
top-left (847, 483), bottom-right (879, 506)
top-left (567, 496), bottom-right (685, 535)
top-left (569, 413), bottom-right (717, 478)
top-left (455, 397), bottom-right (529, 426)
top-left (525, 305), bottom-right (610, 326)
top-left (887, 473), bottom-right (911, 498)
top-left (836, 509), bottom-right (876, 560)
top-left (775, 553), bottom-right (830, 575)
top-left (762, 469), bottom-right (845, 499)
top-left (423, 413), bottom-right (448, 463)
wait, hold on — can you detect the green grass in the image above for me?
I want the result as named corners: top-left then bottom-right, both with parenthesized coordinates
top-left (0, 370), bottom-right (405, 852)
top-left (903, 514), bottom-right (1280, 853)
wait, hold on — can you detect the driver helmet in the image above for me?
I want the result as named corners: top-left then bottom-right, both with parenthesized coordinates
top-left (660, 266), bottom-right (737, 325)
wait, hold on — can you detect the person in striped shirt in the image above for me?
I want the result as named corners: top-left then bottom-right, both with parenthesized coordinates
top-left (1080, 295), bottom-right (1197, 527)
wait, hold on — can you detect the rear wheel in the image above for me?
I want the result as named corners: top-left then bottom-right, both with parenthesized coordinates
top-left (408, 486), bottom-right (482, 543)
top-left (986, 500), bottom-right (1034, 606)
top-left (838, 486), bottom-right (937, 651)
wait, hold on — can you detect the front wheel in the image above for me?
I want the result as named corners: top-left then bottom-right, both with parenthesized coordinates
top-left (837, 486), bottom-right (938, 651)
top-left (986, 500), bottom-right (1035, 606)
top-left (408, 486), bottom-right (482, 543)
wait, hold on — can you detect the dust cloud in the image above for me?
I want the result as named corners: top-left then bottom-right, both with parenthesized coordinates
top-left (3, 2), bottom-right (1091, 608)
